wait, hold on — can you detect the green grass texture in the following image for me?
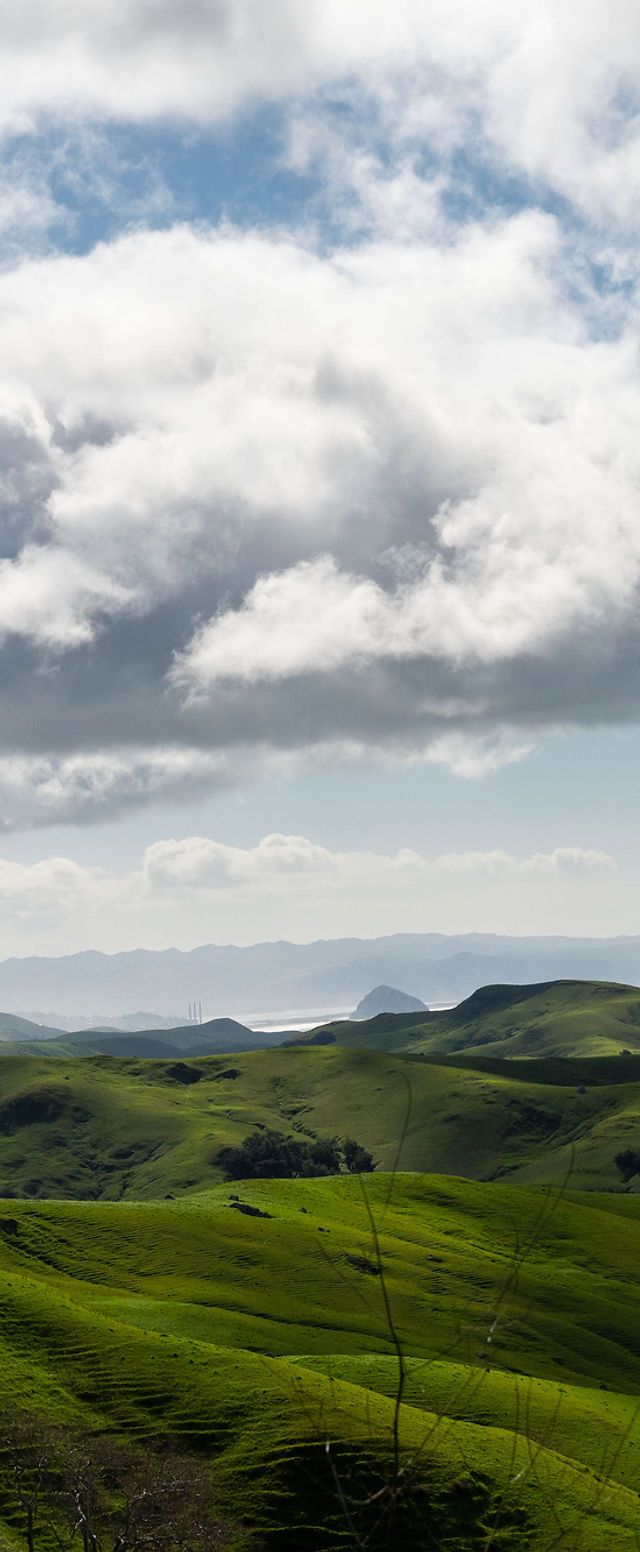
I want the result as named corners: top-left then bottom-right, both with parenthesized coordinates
top-left (1, 1174), bottom-right (640, 1547)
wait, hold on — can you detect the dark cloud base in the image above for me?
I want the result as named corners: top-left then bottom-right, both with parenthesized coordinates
top-left (0, 599), bottom-right (638, 825)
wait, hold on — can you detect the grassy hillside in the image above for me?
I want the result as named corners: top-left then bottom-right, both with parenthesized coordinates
top-left (2, 1044), bottom-right (640, 1198)
top-left (305, 978), bottom-right (640, 1059)
top-left (3, 1001), bottom-right (640, 1545)
top-left (1, 1175), bottom-right (640, 1547)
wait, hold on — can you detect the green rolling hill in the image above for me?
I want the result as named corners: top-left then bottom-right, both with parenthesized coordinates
top-left (0, 1175), bottom-right (640, 1547)
top-left (8, 978), bottom-right (640, 1063)
top-left (301, 977), bottom-right (640, 1059)
top-left (0, 1041), bottom-right (639, 1199)
top-left (2, 980), bottom-right (640, 1546)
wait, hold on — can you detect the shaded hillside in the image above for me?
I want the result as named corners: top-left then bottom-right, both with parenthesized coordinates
top-left (0, 1011), bottom-right (61, 1042)
top-left (1, 1043), bottom-right (640, 1197)
top-left (45, 1016), bottom-right (281, 1059)
top-left (302, 978), bottom-right (640, 1059)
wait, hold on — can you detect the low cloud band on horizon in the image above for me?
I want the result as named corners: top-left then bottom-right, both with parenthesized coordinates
top-left (0, 832), bottom-right (619, 955)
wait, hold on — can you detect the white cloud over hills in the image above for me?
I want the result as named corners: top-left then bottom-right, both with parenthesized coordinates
top-left (0, 834), bottom-right (617, 953)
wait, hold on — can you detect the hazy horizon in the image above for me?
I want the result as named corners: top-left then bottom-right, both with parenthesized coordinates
top-left (2, 929), bottom-right (640, 1025)
top-left (4, 926), bottom-right (640, 965)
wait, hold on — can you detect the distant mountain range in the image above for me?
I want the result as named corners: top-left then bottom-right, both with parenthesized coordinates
top-left (3, 932), bottom-right (640, 1024)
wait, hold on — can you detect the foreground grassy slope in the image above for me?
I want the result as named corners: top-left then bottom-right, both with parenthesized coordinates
top-left (1, 1175), bottom-right (640, 1547)
top-left (3, 1044), bottom-right (640, 1196)
top-left (310, 978), bottom-right (640, 1059)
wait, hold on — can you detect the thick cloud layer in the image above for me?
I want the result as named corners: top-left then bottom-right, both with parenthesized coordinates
top-left (0, 212), bottom-right (638, 823)
top-left (0, 3), bottom-right (639, 826)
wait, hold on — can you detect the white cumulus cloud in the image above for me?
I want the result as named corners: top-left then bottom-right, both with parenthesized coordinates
top-left (0, 5), bottom-right (638, 823)
top-left (0, 214), bottom-right (636, 815)
top-left (0, 833), bottom-right (619, 954)
top-left (1, 1), bottom-right (640, 225)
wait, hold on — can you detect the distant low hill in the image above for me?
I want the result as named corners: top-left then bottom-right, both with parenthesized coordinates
top-left (18, 1010), bottom-right (195, 1034)
top-left (299, 978), bottom-right (640, 1060)
top-left (0, 1011), bottom-right (61, 1042)
top-left (351, 984), bottom-right (427, 1018)
top-left (43, 1017), bottom-right (284, 1060)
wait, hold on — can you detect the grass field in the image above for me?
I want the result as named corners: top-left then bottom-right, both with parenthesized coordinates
top-left (1, 1174), bottom-right (640, 1547)
top-left (2, 1041), bottom-right (640, 1198)
top-left (2, 981), bottom-right (640, 1546)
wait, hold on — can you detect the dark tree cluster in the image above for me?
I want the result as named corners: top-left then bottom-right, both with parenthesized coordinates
top-left (218, 1128), bottom-right (375, 1181)
top-left (614, 1147), bottom-right (640, 1182)
top-left (0, 1412), bottom-right (231, 1552)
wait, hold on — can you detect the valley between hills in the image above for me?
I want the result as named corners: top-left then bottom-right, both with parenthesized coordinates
top-left (1, 980), bottom-right (640, 1548)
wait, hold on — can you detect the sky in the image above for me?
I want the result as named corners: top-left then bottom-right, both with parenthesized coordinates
top-left (1, 0), bottom-right (640, 955)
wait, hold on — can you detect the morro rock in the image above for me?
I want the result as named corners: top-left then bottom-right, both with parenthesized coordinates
top-left (351, 984), bottom-right (428, 1019)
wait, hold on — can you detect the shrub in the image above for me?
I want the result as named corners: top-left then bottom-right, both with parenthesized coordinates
top-left (218, 1129), bottom-right (375, 1181)
top-left (0, 1413), bottom-right (231, 1552)
top-left (343, 1138), bottom-right (376, 1174)
top-left (614, 1147), bottom-right (640, 1181)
